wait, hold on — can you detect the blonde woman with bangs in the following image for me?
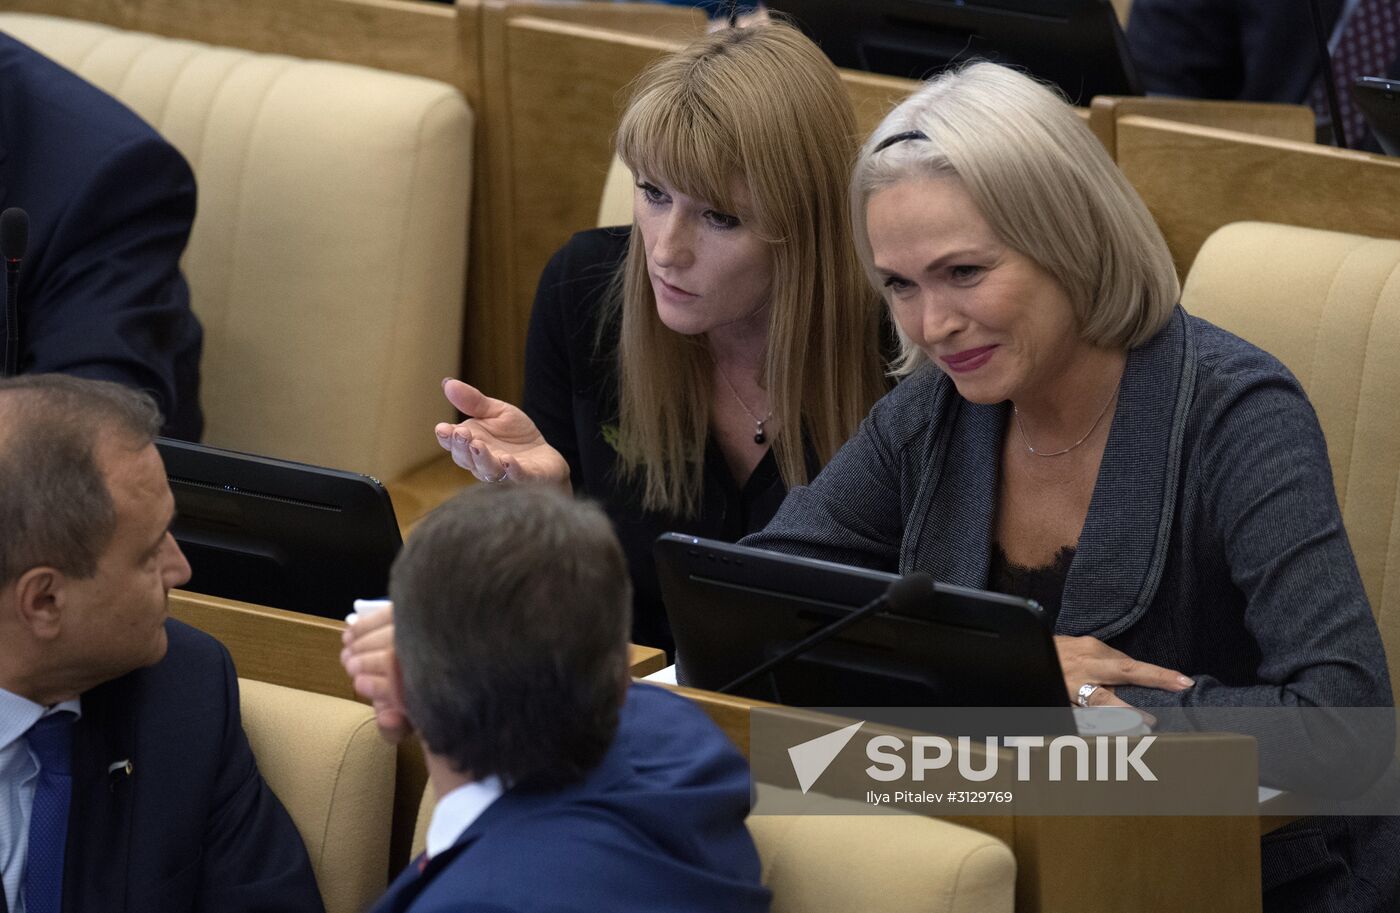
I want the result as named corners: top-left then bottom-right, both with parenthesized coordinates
top-left (745, 62), bottom-right (1397, 912)
top-left (428, 22), bottom-right (888, 652)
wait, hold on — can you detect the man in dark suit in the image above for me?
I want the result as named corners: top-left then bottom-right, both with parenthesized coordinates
top-left (0, 374), bottom-right (321, 913)
top-left (1127, 0), bottom-right (1346, 103)
top-left (0, 33), bottom-right (203, 440)
top-left (345, 484), bottom-right (770, 913)
top-left (1128, 0), bottom-right (1400, 149)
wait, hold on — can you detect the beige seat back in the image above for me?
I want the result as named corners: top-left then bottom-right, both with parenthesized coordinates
top-left (748, 811), bottom-right (1014, 913)
top-left (1183, 222), bottom-right (1400, 701)
top-left (0, 13), bottom-right (473, 480)
top-left (598, 155), bottom-right (633, 228)
top-left (239, 678), bottom-right (396, 913)
top-left (411, 785), bottom-right (1015, 912)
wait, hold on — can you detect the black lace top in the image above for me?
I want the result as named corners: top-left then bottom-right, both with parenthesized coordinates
top-left (987, 543), bottom-right (1076, 629)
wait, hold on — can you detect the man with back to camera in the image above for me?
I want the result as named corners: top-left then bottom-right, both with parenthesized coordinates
top-left (352, 484), bottom-right (771, 913)
top-left (0, 32), bottom-right (203, 439)
top-left (0, 374), bottom-right (321, 913)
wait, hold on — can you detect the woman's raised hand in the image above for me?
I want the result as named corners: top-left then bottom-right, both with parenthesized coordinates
top-left (435, 379), bottom-right (570, 488)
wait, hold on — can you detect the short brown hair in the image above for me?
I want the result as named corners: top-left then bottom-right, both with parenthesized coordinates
top-left (390, 484), bottom-right (632, 787)
top-left (0, 374), bottom-right (163, 585)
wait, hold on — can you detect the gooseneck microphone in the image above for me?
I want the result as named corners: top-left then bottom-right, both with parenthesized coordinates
top-left (2, 207), bottom-right (29, 378)
top-left (718, 572), bottom-right (934, 696)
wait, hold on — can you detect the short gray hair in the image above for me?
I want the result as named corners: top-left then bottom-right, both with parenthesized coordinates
top-left (851, 62), bottom-right (1180, 373)
top-left (390, 484), bottom-right (632, 787)
top-left (0, 374), bottom-right (163, 585)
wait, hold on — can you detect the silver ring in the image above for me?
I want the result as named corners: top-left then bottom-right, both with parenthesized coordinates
top-left (1076, 683), bottom-right (1101, 708)
top-left (482, 472), bottom-right (504, 484)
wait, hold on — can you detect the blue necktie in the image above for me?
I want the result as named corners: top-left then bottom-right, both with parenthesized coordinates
top-left (24, 712), bottom-right (75, 913)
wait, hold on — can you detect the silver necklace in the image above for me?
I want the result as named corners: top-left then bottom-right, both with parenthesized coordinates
top-left (1012, 383), bottom-right (1119, 457)
top-left (713, 359), bottom-right (773, 445)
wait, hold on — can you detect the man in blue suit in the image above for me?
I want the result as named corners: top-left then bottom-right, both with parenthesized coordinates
top-left (354, 484), bottom-right (770, 913)
top-left (0, 374), bottom-right (321, 913)
top-left (0, 33), bottom-right (203, 440)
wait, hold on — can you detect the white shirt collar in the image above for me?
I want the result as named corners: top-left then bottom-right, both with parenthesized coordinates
top-left (425, 775), bottom-right (504, 860)
top-left (0, 686), bottom-right (81, 752)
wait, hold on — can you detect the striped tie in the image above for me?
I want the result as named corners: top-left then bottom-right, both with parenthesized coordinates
top-left (23, 713), bottom-right (75, 913)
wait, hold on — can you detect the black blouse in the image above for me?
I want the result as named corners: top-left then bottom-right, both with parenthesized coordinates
top-left (521, 228), bottom-right (796, 654)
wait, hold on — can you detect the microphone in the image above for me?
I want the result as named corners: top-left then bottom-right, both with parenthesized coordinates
top-left (718, 572), bottom-right (934, 696)
top-left (2, 207), bottom-right (29, 378)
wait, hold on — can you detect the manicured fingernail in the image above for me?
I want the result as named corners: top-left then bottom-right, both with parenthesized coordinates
top-left (442, 377), bottom-right (452, 387)
top-left (1177, 676), bottom-right (1195, 687)
top-left (471, 444), bottom-right (482, 455)
top-left (436, 429), bottom-right (448, 439)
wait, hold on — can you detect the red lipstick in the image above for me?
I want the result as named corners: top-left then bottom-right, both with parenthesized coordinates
top-left (940, 345), bottom-right (997, 373)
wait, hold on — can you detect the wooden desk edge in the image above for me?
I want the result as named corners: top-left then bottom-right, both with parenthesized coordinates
top-left (171, 588), bottom-right (664, 687)
top-left (627, 645), bottom-right (667, 678)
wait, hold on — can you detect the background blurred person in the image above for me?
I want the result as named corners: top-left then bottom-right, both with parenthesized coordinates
top-left (0, 33), bottom-right (203, 439)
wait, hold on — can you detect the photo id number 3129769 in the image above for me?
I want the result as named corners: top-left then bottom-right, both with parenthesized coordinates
top-left (865, 790), bottom-right (1014, 806)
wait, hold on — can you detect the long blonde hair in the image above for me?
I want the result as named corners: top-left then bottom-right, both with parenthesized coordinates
top-left (611, 23), bottom-right (886, 516)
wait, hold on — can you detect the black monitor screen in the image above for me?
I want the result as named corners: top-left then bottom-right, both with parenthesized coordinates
top-left (768, 0), bottom-right (1140, 104)
top-left (655, 534), bottom-right (1072, 726)
top-left (158, 438), bottom-right (402, 620)
top-left (1353, 77), bottom-right (1400, 156)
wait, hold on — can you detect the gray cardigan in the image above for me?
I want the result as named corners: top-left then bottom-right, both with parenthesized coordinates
top-left (747, 305), bottom-right (1391, 712)
top-left (745, 305), bottom-right (1400, 908)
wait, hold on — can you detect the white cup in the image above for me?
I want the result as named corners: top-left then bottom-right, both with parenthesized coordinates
top-left (1073, 706), bottom-right (1153, 737)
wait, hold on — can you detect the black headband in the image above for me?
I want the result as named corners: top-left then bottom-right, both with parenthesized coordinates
top-left (874, 130), bottom-right (930, 153)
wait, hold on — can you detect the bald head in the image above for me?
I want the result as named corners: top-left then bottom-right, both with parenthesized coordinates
top-left (0, 374), bottom-right (162, 585)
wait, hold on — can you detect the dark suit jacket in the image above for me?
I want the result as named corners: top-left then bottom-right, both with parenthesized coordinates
top-left (0, 621), bottom-right (323, 913)
top-left (1127, 0), bottom-right (1345, 103)
top-left (0, 31), bottom-right (203, 439)
top-left (371, 684), bottom-right (770, 913)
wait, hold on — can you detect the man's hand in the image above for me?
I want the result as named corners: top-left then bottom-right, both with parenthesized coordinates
top-left (341, 602), bottom-right (412, 743)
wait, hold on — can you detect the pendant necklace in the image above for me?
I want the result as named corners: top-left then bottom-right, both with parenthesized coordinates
top-left (714, 359), bottom-right (773, 445)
